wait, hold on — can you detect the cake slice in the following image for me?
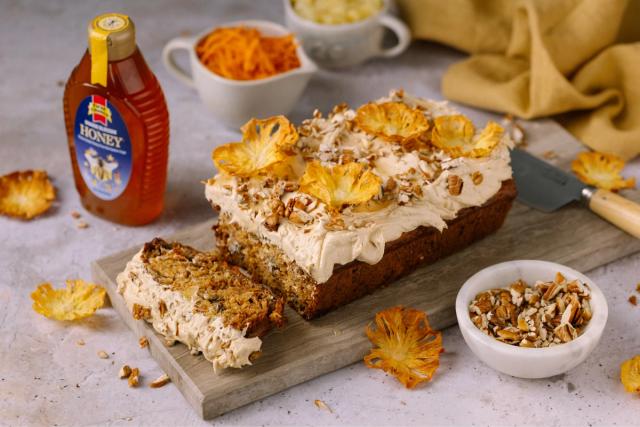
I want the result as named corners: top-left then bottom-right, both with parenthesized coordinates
top-left (206, 90), bottom-right (516, 319)
top-left (116, 238), bottom-right (285, 371)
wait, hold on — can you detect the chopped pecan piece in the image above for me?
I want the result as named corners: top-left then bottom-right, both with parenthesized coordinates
top-left (447, 175), bottom-right (463, 196)
top-left (132, 303), bottom-right (151, 320)
top-left (471, 171), bottom-right (483, 185)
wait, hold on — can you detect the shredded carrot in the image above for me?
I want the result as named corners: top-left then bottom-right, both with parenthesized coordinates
top-left (196, 27), bottom-right (301, 81)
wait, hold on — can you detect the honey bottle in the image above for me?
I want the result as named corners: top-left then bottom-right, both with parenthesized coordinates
top-left (63, 13), bottom-right (169, 225)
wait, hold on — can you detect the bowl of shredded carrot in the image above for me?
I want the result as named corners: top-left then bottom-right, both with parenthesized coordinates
top-left (162, 20), bottom-right (317, 128)
top-left (196, 26), bottom-right (302, 81)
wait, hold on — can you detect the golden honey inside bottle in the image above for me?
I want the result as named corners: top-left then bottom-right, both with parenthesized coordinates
top-left (63, 13), bottom-right (169, 225)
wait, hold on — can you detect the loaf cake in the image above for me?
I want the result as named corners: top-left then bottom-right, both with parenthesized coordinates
top-left (206, 90), bottom-right (516, 319)
top-left (116, 238), bottom-right (285, 371)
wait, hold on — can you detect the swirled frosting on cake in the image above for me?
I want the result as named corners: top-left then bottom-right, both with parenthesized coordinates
top-left (205, 91), bottom-right (513, 283)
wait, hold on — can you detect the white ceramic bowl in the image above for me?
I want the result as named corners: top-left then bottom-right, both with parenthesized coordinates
top-left (162, 20), bottom-right (317, 128)
top-left (284, 0), bottom-right (410, 68)
top-left (455, 260), bottom-right (608, 379)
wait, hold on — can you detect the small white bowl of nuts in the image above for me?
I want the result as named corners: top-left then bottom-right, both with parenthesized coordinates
top-left (455, 260), bottom-right (608, 379)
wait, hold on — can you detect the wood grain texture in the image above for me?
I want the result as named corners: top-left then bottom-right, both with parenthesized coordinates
top-left (590, 189), bottom-right (640, 239)
top-left (92, 119), bottom-right (640, 420)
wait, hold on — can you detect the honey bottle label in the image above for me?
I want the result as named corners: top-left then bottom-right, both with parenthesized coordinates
top-left (73, 95), bottom-right (132, 200)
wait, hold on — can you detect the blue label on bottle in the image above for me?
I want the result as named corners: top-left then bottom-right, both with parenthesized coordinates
top-left (74, 95), bottom-right (132, 200)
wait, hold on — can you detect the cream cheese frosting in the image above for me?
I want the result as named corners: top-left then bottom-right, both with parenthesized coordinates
top-left (205, 91), bottom-right (513, 284)
top-left (116, 250), bottom-right (261, 372)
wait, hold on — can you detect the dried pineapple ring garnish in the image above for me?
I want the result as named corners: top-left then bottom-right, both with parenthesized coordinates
top-left (0, 170), bottom-right (56, 220)
top-left (299, 161), bottom-right (381, 210)
top-left (213, 116), bottom-right (299, 177)
top-left (621, 355), bottom-right (640, 393)
top-left (354, 102), bottom-right (430, 144)
top-left (571, 151), bottom-right (635, 191)
top-left (31, 280), bottom-right (106, 321)
top-left (364, 306), bottom-right (443, 389)
top-left (431, 115), bottom-right (503, 158)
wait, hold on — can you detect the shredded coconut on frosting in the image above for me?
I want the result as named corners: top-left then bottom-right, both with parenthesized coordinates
top-left (206, 90), bottom-right (513, 283)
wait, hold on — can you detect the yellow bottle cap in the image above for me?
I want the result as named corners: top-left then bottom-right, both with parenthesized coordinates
top-left (87, 13), bottom-right (136, 87)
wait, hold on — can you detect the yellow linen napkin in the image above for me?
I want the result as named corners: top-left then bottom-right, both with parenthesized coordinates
top-left (397, 0), bottom-right (640, 159)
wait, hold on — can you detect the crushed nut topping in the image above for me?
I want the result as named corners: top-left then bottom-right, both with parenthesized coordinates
top-left (119, 365), bottom-right (132, 379)
top-left (471, 171), bottom-right (483, 186)
top-left (158, 300), bottom-right (167, 317)
top-left (139, 336), bottom-right (149, 348)
top-left (447, 175), bottom-right (463, 196)
top-left (149, 373), bottom-right (171, 389)
top-left (629, 295), bottom-right (637, 306)
top-left (128, 368), bottom-right (140, 388)
top-left (314, 399), bottom-right (333, 413)
top-left (264, 213), bottom-right (280, 231)
top-left (97, 350), bottom-right (109, 359)
top-left (132, 303), bottom-right (151, 320)
top-left (469, 272), bottom-right (592, 348)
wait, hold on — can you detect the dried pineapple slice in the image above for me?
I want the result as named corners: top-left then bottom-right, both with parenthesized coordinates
top-left (31, 279), bottom-right (106, 321)
top-left (571, 152), bottom-right (635, 191)
top-left (354, 102), bottom-right (430, 144)
top-left (621, 355), bottom-right (640, 393)
top-left (364, 306), bottom-right (443, 389)
top-left (299, 161), bottom-right (381, 210)
top-left (0, 170), bottom-right (56, 220)
top-left (213, 116), bottom-right (298, 177)
top-left (431, 115), bottom-right (502, 158)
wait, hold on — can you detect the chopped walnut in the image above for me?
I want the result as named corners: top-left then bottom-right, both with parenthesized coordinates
top-left (128, 368), bottom-right (140, 388)
top-left (324, 214), bottom-right (346, 231)
top-left (119, 365), bottom-right (132, 379)
top-left (630, 295), bottom-right (638, 306)
top-left (149, 374), bottom-right (171, 388)
top-left (384, 177), bottom-right (397, 193)
top-left (288, 210), bottom-right (311, 225)
top-left (447, 175), bottom-right (463, 196)
top-left (264, 213), bottom-right (280, 231)
top-left (471, 171), bottom-right (483, 185)
top-left (132, 303), bottom-right (151, 320)
top-left (158, 300), bottom-right (167, 317)
top-left (139, 336), bottom-right (149, 349)
top-left (469, 274), bottom-right (592, 348)
top-left (283, 181), bottom-right (299, 192)
top-left (391, 88), bottom-right (405, 99)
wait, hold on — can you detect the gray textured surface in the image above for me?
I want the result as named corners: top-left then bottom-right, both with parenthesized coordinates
top-left (1, 0), bottom-right (640, 426)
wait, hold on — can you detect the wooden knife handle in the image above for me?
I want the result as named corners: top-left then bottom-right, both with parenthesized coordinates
top-left (588, 189), bottom-right (640, 239)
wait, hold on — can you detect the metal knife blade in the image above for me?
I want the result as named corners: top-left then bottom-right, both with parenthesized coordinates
top-left (510, 148), bottom-right (588, 212)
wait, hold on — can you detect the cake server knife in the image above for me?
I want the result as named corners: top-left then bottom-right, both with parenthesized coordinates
top-left (511, 148), bottom-right (640, 239)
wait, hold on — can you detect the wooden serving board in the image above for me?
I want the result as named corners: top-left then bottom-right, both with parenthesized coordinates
top-left (92, 120), bottom-right (640, 419)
